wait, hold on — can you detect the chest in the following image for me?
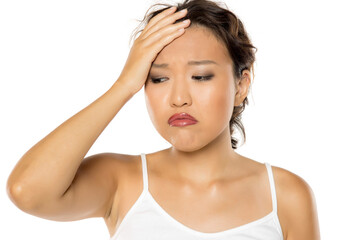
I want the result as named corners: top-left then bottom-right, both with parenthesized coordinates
top-left (110, 167), bottom-right (273, 234)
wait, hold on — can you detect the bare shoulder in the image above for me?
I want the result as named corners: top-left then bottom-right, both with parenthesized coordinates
top-left (81, 152), bottom-right (138, 177)
top-left (271, 165), bottom-right (320, 240)
top-left (80, 152), bottom-right (141, 197)
top-left (271, 165), bottom-right (314, 200)
top-left (84, 152), bottom-right (136, 164)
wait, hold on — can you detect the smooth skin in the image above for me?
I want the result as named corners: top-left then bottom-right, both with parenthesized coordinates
top-left (6, 6), bottom-right (320, 240)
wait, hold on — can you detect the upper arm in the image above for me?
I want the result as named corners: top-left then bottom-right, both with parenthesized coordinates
top-left (25, 153), bottom-right (123, 221)
top-left (273, 166), bottom-right (321, 240)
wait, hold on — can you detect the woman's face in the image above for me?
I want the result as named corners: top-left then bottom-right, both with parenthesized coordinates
top-left (144, 26), bottom-right (247, 152)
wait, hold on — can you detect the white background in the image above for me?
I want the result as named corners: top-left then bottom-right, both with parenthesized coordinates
top-left (1, 0), bottom-right (359, 239)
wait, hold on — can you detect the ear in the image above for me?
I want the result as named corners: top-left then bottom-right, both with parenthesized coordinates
top-left (234, 70), bottom-right (251, 107)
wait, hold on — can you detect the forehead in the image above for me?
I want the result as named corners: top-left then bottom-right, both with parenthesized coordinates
top-left (153, 26), bottom-right (232, 66)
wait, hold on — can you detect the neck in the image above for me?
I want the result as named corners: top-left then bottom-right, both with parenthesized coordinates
top-left (165, 126), bottom-right (239, 186)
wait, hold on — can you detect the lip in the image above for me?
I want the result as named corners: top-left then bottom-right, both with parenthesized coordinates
top-left (168, 112), bottom-right (198, 126)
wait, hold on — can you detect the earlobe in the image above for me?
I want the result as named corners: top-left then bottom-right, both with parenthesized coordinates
top-left (234, 70), bottom-right (251, 107)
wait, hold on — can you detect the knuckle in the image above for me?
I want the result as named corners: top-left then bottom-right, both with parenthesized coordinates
top-left (163, 34), bottom-right (172, 42)
top-left (175, 9), bottom-right (187, 17)
top-left (153, 31), bottom-right (161, 39)
top-left (162, 33), bottom-right (176, 43)
top-left (149, 25), bottom-right (159, 34)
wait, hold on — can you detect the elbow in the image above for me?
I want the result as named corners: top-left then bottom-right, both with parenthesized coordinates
top-left (7, 181), bottom-right (40, 212)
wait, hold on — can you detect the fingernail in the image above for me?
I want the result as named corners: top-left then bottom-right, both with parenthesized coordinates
top-left (179, 8), bottom-right (187, 13)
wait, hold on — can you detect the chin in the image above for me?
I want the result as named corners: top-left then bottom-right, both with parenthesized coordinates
top-left (167, 138), bottom-right (210, 153)
top-left (170, 144), bottom-right (202, 153)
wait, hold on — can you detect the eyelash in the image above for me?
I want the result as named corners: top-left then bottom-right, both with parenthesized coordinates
top-left (150, 75), bottom-right (214, 84)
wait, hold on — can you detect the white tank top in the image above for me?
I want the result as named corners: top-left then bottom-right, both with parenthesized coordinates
top-left (109, 153), bottom-right (284, 240)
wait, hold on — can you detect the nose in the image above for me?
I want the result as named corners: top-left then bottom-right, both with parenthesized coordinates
top-left (169, 77), bottom-right (192, 108)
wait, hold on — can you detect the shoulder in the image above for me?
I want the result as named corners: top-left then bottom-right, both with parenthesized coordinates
top-left (271, 165), bottom-right (320, 240)
top-left (80, 152), bottom-right (141, 183)
top-left (271, 165), bottom-right (314, 201)
top-left (82, 152), bottom-right (139, 168)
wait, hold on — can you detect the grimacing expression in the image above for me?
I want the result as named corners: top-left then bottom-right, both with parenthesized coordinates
top-left (144, 26), bottom-right (247, 152)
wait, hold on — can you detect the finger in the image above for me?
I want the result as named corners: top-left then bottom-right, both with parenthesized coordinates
top-left (142, 8), bottom-right (187, 39)
top-left (142, 8), bottom-right (188, 40)
top-left (141, 6), bottom-right (177, 36)
top-left (144, 18), bottom-right (190, 45)
top-left (144, 19), bottom-right (191, 53)
top-left (151, 26), bottom-right (188, 57)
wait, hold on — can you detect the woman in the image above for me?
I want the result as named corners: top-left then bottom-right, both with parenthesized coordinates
top-left (6, 0), bottom-right (320, 239)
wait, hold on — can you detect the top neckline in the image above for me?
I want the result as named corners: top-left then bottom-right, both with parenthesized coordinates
top-left (146, 190), bottom-right (276, 237)
top-left (139, 153), bottom-right (278, 237)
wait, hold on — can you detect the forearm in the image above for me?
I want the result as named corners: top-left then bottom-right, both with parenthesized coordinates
top-left (7, 80), bottom-right (133, 206)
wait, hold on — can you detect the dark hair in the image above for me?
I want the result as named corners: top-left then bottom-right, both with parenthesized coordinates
top-left (132, 0), bottom-right (256, 149)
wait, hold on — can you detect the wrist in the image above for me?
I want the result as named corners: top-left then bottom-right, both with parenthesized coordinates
top-left (108, 79), bottom-right (135, 102)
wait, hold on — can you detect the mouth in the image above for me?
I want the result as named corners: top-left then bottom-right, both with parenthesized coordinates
top-left (168, 112), bottom-right (198, 127)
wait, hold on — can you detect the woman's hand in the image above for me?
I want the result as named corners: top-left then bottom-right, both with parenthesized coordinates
top-left (116, 6), bottom-right (191, 95)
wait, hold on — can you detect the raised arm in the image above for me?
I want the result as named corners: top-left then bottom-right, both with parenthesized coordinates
top-left (6, 6), bottom-right (191, 222)
top-left (6, 79), bottom-right (133, 220)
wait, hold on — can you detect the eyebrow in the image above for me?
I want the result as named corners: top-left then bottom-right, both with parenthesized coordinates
top-left (152, 60), bottom-right (218, 68)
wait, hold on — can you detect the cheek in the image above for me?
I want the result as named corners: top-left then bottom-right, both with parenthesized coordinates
top-left (144, 86), bottom-right (167, 126)
top-left (200, 80), bottom-right (235, 123)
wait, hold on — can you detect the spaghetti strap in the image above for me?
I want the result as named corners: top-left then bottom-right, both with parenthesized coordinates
top-left (140, 153), bottom-right (149, 191)
top-left (109, 157), bottom-right (284, 240)
top-left (264, 162), bottom-right (278, 213)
